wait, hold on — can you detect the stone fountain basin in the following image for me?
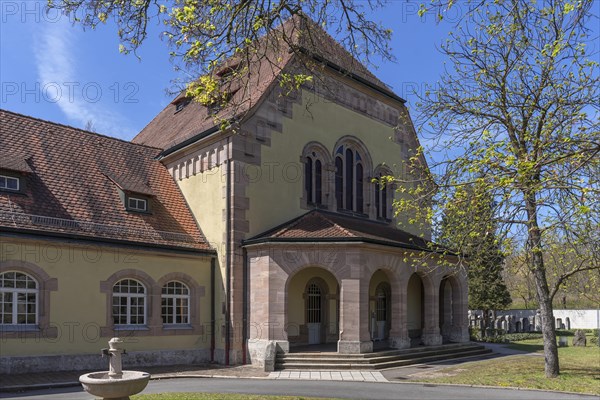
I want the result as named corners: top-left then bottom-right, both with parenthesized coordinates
top-left (79, 371), bottom-right (150, 399)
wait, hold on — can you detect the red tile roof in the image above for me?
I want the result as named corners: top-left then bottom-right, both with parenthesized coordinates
top-left (0, 109), bottom-right (212, 252)
top-left (244, 210), bottom-right (434, 252)
top-left (132, 15), bottom-right (398, 151)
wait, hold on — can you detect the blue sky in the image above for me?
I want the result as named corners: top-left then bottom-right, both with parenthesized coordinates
top-left (0, 1), bottom-right (460, 141)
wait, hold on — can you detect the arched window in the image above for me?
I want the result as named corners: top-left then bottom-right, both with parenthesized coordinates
top-left (0, 271), bottom-right (38, 325)
top-left (335, 144), bottom-right (365, 213)
top-left (304, 152), bottom-right (323, 206)
top-left (374, 168), bottom-right (393, 220)
top-left (303, 143), bottom-right (331, 208)
top-left (162, 281), bottom-right (190, 325)
top-left (112, 279), bottom-right (146, 325)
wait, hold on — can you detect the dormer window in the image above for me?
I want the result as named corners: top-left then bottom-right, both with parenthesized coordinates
top-left (0, 157), bottom-right (30, 193)
top-left (174, 98), bottom-right (191, 113)
top-left (127, 196), bottom-right (148, 212)
top-left (0, 175), bottom-right (20, 191)
top-left (216, 61), bottom-right (241, 79)
top-left (105, 174), bottom-right (154, 214)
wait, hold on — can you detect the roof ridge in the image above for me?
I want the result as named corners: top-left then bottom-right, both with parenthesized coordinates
top-left (293, 16), bottom-right (390, 90)
top-left (0, 108), bottom-right (162, 152)
top-left (133, 14), bottom-right (402, 151)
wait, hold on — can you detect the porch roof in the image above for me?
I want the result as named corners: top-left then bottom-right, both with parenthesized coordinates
top-left (243, 210), bottom-right (445, 253)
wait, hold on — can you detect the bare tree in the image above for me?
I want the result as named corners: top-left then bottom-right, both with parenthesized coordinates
top-left (397, 0), bottom-right (599, 377)
top-left (48, 0), bottom-right (394, 126)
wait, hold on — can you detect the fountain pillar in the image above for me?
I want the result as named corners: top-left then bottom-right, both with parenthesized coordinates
top-left (80, 337), bottom-right (150, 400)
top-left (108, 337), bottom-right (125, 378)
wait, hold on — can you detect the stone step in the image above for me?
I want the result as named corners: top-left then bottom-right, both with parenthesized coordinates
top-left (375, 348), bottom-right (493, 369)
top-left (279, 345), bottom-right (487, 365)
top-left (275, 344), bottom-right (492, 371)
top-left (279, 343), bottom-right (474, 359)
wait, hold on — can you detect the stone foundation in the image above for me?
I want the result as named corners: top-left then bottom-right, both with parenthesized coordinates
top-left (0, 348), bottom-right (211, 375)
top-left (247, 339), bottom-right (289, 371)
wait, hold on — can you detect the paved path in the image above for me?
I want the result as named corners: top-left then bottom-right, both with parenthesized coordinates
top-left (1, 377), bottom-right (596, 400)
top-left (1, 344), bottom-right (594, 399)
top-left (269, 370), bottom-right (388, 382)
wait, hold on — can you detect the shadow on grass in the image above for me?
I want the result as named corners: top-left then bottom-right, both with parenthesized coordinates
top-left (506, 343), bottom-right (544, 352)
top-left (507, 343), bottom-right (544, 353)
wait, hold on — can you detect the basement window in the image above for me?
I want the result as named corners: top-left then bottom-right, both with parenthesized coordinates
top-left (127, 197), bottom-right (148, 212)
top-left (0, 175), bottom-right (20, 191)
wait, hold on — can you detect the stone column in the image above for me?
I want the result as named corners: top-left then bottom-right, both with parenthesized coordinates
top-left (247, 253), bottom-right (289, 370)
top-left (338, 278), bottom-right (373, 353)
top-left (388, 277), bottom-right (410, 349)
top-left (450, 276), bottom-right (470, 343)
top-left (421, 278), bottom-right (442, 346)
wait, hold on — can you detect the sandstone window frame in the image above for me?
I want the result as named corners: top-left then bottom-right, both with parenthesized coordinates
top-left (101, 269), bottom-right (205, 337)
top-left (301, 142), bottom-right (332, 210)
top-left (0, 261), bottom-right (58, 339)
top-left (161, 280), bottom-right (191, 326)
top-left (0, 271), bottom-right (38, 326)
top-left (333, 137), bottom-right (372, 215)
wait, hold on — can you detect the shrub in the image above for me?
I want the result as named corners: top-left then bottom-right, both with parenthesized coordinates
top-left (555, 330), bottom-right (575, 336)
top-left (471, 332), bottom-right (543, 343)
top-left (590, 332), bottom-right (599, 346)
top-left (469, 327), bottom-right (482, 341)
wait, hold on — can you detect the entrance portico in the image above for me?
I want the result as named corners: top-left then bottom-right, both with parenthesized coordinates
top-left (243, 211), bottom-right (469, 370)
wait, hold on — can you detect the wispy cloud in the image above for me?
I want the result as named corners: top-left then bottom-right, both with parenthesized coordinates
top-left (33, 18), bottom-right (135, 138)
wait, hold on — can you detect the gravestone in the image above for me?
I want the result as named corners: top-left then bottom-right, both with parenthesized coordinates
top-left (572, 330), bottom-right (587, 347)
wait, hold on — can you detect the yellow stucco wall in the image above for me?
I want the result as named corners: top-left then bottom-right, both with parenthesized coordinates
top-left (177, 165), bottom-right (225, 256)
top-left (175, 165), bottom-right (227, 347)
top-left (0, 238), bottom-right (212, 357)
top-left (246, 86), bottom-right (425, 239)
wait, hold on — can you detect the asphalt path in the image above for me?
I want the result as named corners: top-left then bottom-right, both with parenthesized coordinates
top-left (0, 378), bottom-right (596, 400)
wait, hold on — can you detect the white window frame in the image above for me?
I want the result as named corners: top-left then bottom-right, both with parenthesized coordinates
top-left (161, 281), bottom-right (190, 325)
top-left (0, 271), bottom-right (38, 326)
top-left (0, 175), bottom-right (20, 191)
top-left (112, 279), bottom-right (147, 326)
top-left (127, 197), bottom-right (147, 212)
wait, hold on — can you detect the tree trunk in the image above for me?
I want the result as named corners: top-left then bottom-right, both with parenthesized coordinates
top-left (482, 308), bottom-right (489, 338)
top-left (526, 194), bottom-right (560, 378)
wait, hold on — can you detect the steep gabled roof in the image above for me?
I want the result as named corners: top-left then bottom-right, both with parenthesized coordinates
top-left (243, 210), bottom-right (435, 252)
top-left (132, 15), bottom-right (402, 152)
top-left (0, 109), bottom-right (213, 252)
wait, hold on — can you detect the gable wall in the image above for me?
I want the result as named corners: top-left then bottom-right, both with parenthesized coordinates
top-left (242, 73), bottom-right (428, 239)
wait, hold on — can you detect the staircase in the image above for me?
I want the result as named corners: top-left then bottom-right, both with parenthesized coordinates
top-left (275, 343), bottom-right (492, 371)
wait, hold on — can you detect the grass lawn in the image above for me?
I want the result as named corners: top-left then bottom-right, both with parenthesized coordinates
top-left (410, 337), bottom-right (600, 395)
top-left (134, 394), bottom-right (341, 400)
